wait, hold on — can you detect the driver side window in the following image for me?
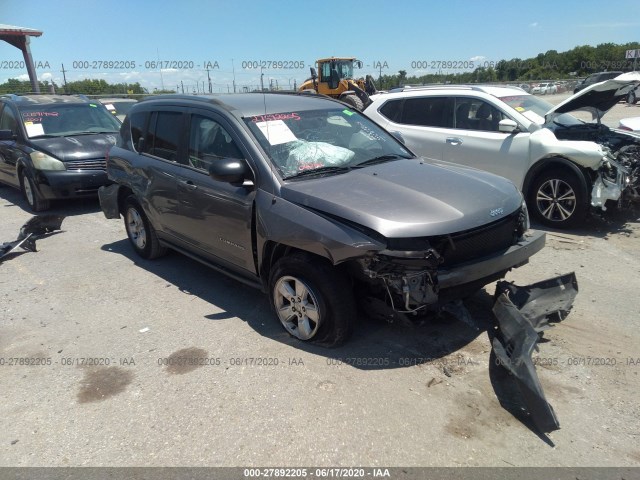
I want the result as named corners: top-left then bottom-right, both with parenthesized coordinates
top-left (0, 106), bottom-right (18, 133)
top-left (188, 115), bottom-right (243, 172)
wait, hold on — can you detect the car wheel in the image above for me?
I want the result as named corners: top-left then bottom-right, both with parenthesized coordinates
top-left (19, 169), bottom-right (50, 212)
top-left (341, 94), bottom-right (364, 111)
top-left (628, 90), bottom-right (637, 105)
top-left (269, 252), bottom-right (355, 347)
top-left (529, 169), bottom-right (587, 228)
top-left (123, 195), bottom-right (167, 259)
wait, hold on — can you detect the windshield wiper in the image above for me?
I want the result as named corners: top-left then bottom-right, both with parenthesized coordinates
top-left (284, 166), bottom-right (352, 180)
top-left (63, 131), bottom-right (118, 136)
top-left (352, 154), bottom-right (413, 168)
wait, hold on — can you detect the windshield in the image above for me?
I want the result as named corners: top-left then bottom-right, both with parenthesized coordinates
top-left (498, 94), bottom-right (582, 126)
top-left (244, 107), bottom-right (414, 179)
top-left (19, 103), bottom-right (121, 138)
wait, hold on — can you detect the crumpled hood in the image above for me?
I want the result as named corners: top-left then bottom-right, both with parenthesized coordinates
top-left (30, 133), bottom-right (118, 161)
top-left (280, 158), bottom-right (523, 238)
top-left (546, 72), bottom-right (640, 123)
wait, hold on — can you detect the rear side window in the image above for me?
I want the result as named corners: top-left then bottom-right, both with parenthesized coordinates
top-left (398, 97), bottom-right (452, 128)
top-left (129, 111), bottom-right (148, 151)
top-left (144, 111), bottom-right (182, 161)
top-left (378, 100), bottom-right (402, 122)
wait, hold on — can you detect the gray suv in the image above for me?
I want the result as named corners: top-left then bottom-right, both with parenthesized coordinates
top-left (99, 93), bottom-right (544, 346)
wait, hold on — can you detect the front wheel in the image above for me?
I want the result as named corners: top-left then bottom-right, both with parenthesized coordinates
top-left (269, 252), bottom-right (355, 347)
top-left (19, 169), bottom-right (50, 212)
top-left (528, 169), bottom-right (587, 228)
top-left (123, 196), bottom-right (167, 259)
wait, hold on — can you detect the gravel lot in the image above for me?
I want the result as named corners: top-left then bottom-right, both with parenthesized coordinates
top-left (0, 97), bottom-right (639, 468)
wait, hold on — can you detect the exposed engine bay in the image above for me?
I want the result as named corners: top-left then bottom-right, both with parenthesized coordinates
top-left (552, 121), bottom-right (640, 210)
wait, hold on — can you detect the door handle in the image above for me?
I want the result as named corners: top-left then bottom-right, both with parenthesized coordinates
top-left (178, 179), bottom-right (198, 191)
top-left (446, 137), bottom-right (463, 146)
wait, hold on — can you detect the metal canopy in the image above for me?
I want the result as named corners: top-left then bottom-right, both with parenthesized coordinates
top-left (0, 23), bottom-right (43, 93)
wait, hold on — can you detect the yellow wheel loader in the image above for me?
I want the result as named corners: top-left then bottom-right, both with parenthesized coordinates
top-left (298, 57), bottom-right (377, 110)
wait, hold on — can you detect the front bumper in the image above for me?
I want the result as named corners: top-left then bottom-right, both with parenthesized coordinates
top-left (438, 230), bottom-right (546, 289)
top-left (33, 169), bottom-right (109, 200)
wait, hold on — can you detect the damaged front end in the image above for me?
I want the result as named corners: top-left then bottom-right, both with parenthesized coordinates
top-left (592, 144), bottom-right (640, 210)
top-left (491, 272), bottom-right (579, 433)
top-left (351, 206), bottom-right (546, 324)
top-left (357, 247), bottom-right (443, 320)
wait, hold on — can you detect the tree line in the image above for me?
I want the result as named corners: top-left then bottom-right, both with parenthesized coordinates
top-left (1, 41), bottom-right (639, 95)
top-left (374, 42), bottom-right (640, 89)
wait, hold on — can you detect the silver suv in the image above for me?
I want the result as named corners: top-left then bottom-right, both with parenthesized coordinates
top-left (363, 74), bottom-right (640, 228)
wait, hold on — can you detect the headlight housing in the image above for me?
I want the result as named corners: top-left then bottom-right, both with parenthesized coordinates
top-left (30, 151), bottom-right (66, 171)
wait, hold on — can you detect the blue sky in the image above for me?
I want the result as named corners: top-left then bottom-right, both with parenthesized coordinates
top-left (1, 0), bottom-right (639, 92)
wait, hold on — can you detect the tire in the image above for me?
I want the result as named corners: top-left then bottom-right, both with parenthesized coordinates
top-left (19, 169), bottom-right (50, 212)
top-left (268, 252), bottom-right (355, 347)
top-left (123, 195), bottom-right (167, 259)
top-left (528, 169), bottom-right (587, 228)
top-left (341, 94), bottom-right (364, 111)
top-left (628, 90), bottom-right (637, 105)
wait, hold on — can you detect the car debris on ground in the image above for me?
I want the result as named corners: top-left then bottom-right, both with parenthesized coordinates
top-left (0, 215), bottom-right (65, 263)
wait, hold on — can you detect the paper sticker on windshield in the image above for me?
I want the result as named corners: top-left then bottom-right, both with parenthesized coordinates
top-left (515, 106), bottom-right (525, 112)
top-left (104, 104), bottom-right (115, 111)
top-left (521, 110), bottom-right (545, 124)
top-left (24, 122), bottom-right (45, 137)
top-left (342, 109), bottom-right (354, 116)
top-left (89, 103), bottom-right (97, 108)
top-left (255, 120), bottom-right (297, 145)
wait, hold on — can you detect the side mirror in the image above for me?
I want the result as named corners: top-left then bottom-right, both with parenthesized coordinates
top-left (355, 60), bottom-right (363, 69)
top-left (209, 158), bottom-right (250, 186)
top-left (498, 119), bottom-right (520, 134)
top-left (0, 129), bottom-right (16, 141)
top-left (310, 67), bottom-right (317, 80)
top-left (390, 131), bottom-right (405, 145)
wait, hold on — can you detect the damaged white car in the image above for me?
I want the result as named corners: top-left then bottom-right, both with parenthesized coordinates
top-left (363, 72), bottom-right (640, 227)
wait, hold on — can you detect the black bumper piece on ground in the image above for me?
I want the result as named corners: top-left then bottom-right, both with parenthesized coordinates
top-left (491, 272), bottom-right (579, 433)
top-left (0, 215), bottom-right (66, 262)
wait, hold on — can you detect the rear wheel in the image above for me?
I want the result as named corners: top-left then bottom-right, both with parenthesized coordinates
top-left (341, 94), bottom-right (364, 111)
top-left (269, 252), bottom-right (355, 347)
top-left (529, 169), bottom-right (587, 228)
top-left (123, 196), bottom-right (167, 259)
top-left (19, 169), bottom-right (50, 212)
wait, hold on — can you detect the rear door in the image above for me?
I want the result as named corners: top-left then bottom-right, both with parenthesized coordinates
top-left (380, 96), bottom-right (454, 161)
top-left (132, 108), bottom-right (186, 239)
top-left (173, 108), bottom-right (256, 273)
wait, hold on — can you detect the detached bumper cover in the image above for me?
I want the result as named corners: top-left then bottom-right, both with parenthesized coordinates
top-left (0, 215), bottom-right (66, 262)
top-left (491, 272), bottom-right (579, 433)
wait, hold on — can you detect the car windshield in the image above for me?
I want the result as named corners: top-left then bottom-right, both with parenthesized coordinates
top-left (498, 94), bottom-right (582, 126)
top-left (19, 103), bottom-right (121, 138)
top-left (244, 107), bottom-right (414, 179)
